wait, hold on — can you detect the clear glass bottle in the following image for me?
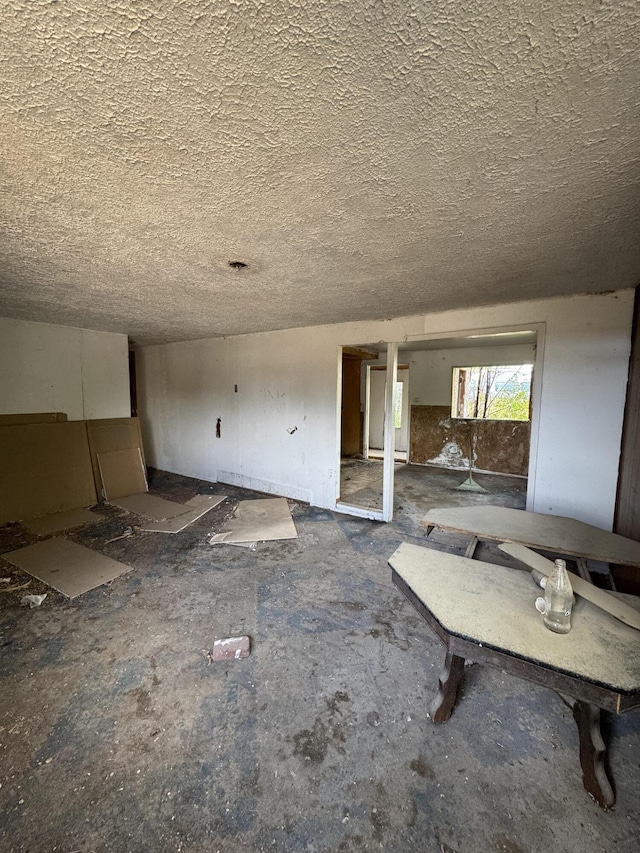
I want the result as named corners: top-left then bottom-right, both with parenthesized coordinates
top-left (535, 559), bottom-right (574, 634)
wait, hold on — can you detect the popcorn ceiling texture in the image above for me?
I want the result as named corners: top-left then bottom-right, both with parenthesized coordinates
top-left (1, 0), bottom-right (639, 344)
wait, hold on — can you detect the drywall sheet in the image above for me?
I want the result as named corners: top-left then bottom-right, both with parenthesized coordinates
top-left (23, 507), bottom-right (104, 537)
top-left (0, 421), bottom-right (97, 524)
top-left (5, 538), bottom-right (130, 598)
top-left (98, 448), bottom-right (147, 500)
top-left (0, 412), bottom-right (67, 426)
top-left (113, 492), bottom-right (191, 521)
top-left (209, 498), bottom-right (297, 544)
top-left (140, 495), bottom-right (226, 533)
top-left (86, 417), bottom-right (145, 497)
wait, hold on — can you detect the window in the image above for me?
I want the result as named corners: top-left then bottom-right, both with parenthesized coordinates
top-left (452, 364), bottom-right (532, 421)
top-left (393, 382), bottom-right (403, 429)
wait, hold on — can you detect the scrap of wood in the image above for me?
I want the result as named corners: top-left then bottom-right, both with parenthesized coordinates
top-left (499, 543), bottom-right (640, 631)
top-left (0, 581), bottom-right (31, 592)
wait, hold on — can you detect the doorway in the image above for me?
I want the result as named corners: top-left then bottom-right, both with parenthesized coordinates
top-left (337, 342), bottom-right (398, 520)
top-left (335, 326), bottom-right (543, 523)
top-left (367, 365), bottom-right (409, 461)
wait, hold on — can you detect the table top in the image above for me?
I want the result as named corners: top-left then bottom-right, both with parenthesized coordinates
top-left (422, 505), bottom-right (640, 568)
top-left (389, 542), bottom-right (640, 696)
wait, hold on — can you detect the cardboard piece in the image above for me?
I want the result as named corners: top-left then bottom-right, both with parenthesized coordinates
top-left (97, 448), bottom-right (148, 500)
top-left (113, 492), bottom-right (191, 521)
top-left (209, 498), bottom-right (297, 544)
top-left (23, 507), bottom-right (104, 537)
top-left (0, 412), bottom-right (67, 426)
top-left (86, 417), bottom-right (146, 497)
top-left (139, 495), bottom-right (226, 533)
top-left (5, 538), bottom-right (131, 598)
top-left (0, 421), bottom-right (97, 524)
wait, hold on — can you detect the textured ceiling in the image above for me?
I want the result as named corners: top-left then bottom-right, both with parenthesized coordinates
top-left (1, 1), bottom-right (639, 346)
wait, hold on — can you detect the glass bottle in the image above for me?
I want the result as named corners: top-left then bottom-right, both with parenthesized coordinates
top-left (535, 559), bottom-right (574, 634)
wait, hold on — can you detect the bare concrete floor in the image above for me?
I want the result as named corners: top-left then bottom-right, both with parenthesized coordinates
top-left (1, 469), bottom-right (638, 853)
top-left (340, 459), bottom-right (527, 518)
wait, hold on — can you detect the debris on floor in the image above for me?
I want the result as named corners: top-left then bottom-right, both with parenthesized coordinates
top-left (0, 581), bottom-right (31, 593)
top-left (21, 593), bottom-right (47, 608)
top-left (208, 497), bottom-right (297, 545)
top-left (5, 537), bottom-right (131, 598)
top-left (22, 507), bottom-right (105, 537)
top-left (105, 526), bottom-right (134, 544)
top-left (205, 635), bottom-right (251, 662)
top-left (139, 494), bottom-right (226, 533)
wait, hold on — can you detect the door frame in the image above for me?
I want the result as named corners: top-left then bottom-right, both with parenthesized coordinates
top-left (404, 322), bottom-right (546, 512)
top-left (335, 342), bottom-right (397, 521)
top-left (334, 322), bottom-right (544, 521)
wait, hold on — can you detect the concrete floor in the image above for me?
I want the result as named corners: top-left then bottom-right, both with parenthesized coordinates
top-left (0, 468), bottom-right (638, 853)
top-left (339, 459), bottom-right (527, 517)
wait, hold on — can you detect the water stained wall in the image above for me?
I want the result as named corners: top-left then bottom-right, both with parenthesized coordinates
top-left (409, 405), bottom-right (530, 477)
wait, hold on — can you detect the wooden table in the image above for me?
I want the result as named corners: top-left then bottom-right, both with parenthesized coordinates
top-left (389, 542), bottom-right (640, 809)
top-left (422, 504), bottom-right (640, 582)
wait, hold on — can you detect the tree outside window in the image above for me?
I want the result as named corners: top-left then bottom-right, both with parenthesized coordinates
top-left (452, 364), bottom-right (532, 421)
top-left (394, 382), bottom-right (403, 429)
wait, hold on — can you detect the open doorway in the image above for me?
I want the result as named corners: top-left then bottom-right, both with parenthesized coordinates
top-left (338, 343), bottom-right (387, 518)
top-left (367, 364), bottom-right (410, 462)
top-left (336, 327), bottom-right (543, 523)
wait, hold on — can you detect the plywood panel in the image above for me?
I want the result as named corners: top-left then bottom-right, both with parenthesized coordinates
top-left (97, 448), bottom-right (147, 500)
top-left (0, 421), bottom-right (97, 524)
top-left (86, 417), bottom-right (145, 498)
top-left (140, 495), bottom-right (226, 532)
top-left (5, 538), bottom-right (130, 597)
top-left (0, 413), bottom-right (67, 426)
top-left (209, 498), bottom-right (297, 544)
top-left (23, 507), bottom-right (104, 537)
top-left (113, 492), bottom-right (187, 521)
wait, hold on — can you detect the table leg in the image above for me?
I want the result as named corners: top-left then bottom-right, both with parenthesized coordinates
top-left (575, 557), bottom-right (591, 582)
top-left (464, 536), bottom-right (479, 559)
top-left (430, 652), bottom-right (465, 723)
top-left (572, 700), bottom-right (615, 810)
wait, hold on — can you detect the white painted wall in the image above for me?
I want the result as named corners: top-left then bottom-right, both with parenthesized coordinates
top-left (409, 343), bottom-right (536, 406)
top-left (368, 368), bottom-right (410, 452)
top-left (137, 291), bottom-right (634, 530)
top-left (0, 317), bottom-right (130, 420)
